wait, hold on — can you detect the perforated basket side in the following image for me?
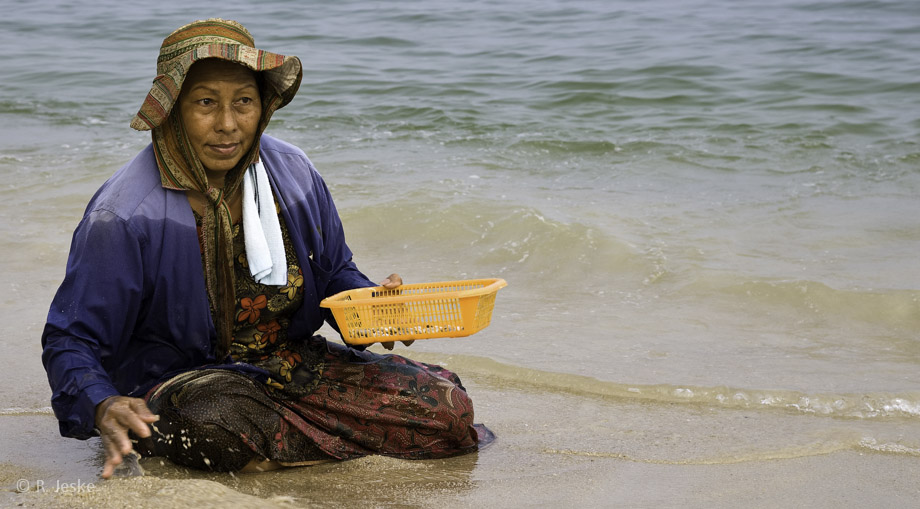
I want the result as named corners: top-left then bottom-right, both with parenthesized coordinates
top-left (404, 296), bottom-right (462, 333)
top-left (473, 291), bottom-right (498, 332)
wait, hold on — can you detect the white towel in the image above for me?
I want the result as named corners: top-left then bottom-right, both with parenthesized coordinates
top-left (242, 161), bottom-right (287, 286)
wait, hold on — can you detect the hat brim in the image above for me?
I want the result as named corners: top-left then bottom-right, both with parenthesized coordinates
top-left (130, 44), bottom-right (302, 131)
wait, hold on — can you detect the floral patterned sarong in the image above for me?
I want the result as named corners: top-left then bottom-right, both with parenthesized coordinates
top-left (143, 339), bottom-right (492, 470)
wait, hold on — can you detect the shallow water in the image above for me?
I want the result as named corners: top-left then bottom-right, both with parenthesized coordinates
top-left (1, 0), bottom-right (919, 507)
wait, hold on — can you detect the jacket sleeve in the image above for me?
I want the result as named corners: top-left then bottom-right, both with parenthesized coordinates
top-left (306, 170), bottom-right (376, 338)
top-left (311, 169), bottom-right (376, 299)
top-left (41, 209), bottom-right (146, 439)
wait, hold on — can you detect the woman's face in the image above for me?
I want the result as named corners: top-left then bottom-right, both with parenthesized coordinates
top-left (178, 59), bottom-right (262, 179)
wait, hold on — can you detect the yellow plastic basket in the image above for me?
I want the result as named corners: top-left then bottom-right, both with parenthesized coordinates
top-left (320, 278), bottom-right (507, 345)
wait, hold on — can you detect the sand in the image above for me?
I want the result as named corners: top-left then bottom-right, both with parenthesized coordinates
top-left (4, 359), bottom-right (920, 508)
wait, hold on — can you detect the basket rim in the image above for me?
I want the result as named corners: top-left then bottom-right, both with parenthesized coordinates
top-left (319, 278), bottom-right (507, 309)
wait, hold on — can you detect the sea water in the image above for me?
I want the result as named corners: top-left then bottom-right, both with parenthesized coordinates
top-left (1, 0), bottom-right (919, 506)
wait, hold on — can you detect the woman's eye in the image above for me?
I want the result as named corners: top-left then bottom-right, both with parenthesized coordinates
top-left (197, 98), bottom-right (214, 106)
top-left (239, 97), bottom-right (253, 105)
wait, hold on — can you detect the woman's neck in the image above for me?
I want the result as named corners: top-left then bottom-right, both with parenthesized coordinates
top-left (206, 168), bottom-right (230, 190)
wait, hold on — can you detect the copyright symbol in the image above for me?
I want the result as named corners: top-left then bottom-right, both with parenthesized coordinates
top-left (15, 479), bottom-right (29, 492)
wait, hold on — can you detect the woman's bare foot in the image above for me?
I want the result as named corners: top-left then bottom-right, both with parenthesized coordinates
top-left (239, 457), bottom-right (334, 473)
top-left (239, 458), bottom-right (285, 473)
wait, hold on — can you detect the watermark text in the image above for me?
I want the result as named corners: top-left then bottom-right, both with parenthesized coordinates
top-left (16, 478), bottom-right (96, 494)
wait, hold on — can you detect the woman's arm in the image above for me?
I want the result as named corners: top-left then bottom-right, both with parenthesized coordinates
top-left (313, 173), bottom-right (377, 298)
top-left (41, 209), bottom-right (147, 438)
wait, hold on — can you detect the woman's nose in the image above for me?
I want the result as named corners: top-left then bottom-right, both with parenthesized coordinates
top-left (214, 105), bottom-right (237, 132)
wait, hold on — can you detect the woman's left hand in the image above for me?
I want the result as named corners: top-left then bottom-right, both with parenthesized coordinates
top-left (378, 273), bottom-right (415, 350)
top-left (379, 273), bottom-right (402, 289)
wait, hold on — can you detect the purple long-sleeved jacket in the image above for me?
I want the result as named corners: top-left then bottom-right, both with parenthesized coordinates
top-left (41, 135), bottom-right (374, 439)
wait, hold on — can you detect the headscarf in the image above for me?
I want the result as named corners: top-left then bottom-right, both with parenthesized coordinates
top-left (131, 19), bottom-right (303, 357)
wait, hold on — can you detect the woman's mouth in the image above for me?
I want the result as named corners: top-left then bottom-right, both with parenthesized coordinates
top-left (208, 143), bottom-right (239, 156)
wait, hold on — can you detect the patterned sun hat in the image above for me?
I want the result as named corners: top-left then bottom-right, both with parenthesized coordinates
top-left (130, 18), bottom-right (303, 131)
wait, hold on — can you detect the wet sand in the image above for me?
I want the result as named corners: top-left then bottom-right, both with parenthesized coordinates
top-left (4, 355), bottom-right (919, 508)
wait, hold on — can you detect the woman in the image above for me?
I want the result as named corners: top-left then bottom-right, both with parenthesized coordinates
top-left (41, 18), bottom-right (492, 479)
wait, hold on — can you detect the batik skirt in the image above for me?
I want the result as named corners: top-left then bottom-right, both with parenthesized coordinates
top-left (140, 337), bottom-right (493, 471)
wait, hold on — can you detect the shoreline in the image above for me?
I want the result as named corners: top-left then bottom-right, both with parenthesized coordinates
top-left (4, 369), bottom-right (920, 508)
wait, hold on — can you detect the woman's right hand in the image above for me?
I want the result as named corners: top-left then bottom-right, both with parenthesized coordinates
top-left (94, 396), bottom-right (159, 479)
